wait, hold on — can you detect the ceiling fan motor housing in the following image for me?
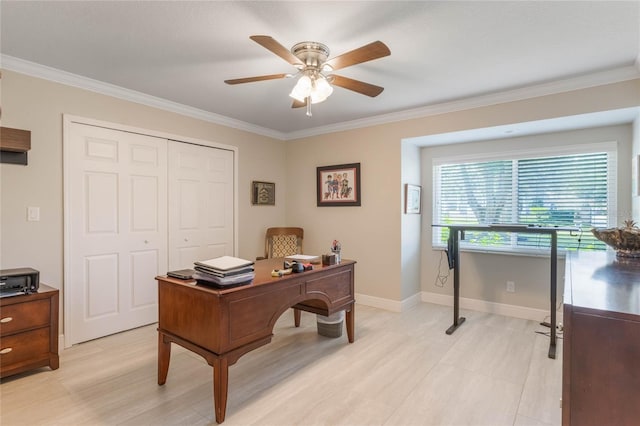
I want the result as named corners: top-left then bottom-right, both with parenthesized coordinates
top-left (291, 41), bottom-right (330, 69)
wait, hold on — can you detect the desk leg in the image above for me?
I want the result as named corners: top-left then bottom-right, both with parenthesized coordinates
top-left (346, 305), bottom-right (355, 343)
top-left (446, 230), bottom-right (466, 335)
top-left (548, 233), bottom-right (558, 359)
top-left (213, 357), bottom-right (229, 424)
top-left (293, 308), bottom-right (301, 327)
top-left (158, 331), bottom-right (171, 385)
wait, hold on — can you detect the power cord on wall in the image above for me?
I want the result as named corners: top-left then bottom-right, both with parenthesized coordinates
top-left (434, 250), bottom-right (450, 287)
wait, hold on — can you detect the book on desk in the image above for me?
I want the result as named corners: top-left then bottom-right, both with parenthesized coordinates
top-left (193, 256), bottom-right (255, 287)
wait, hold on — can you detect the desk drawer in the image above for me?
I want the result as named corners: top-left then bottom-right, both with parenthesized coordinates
top-left (0, 327), bottom-right (50, 366)
top-left (0, 299), bottom-right (50, 335)
top-left (305, 268), bottom-right (353, 305)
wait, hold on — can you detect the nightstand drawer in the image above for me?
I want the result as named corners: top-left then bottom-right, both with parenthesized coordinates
top-left (0, 327), bottom-right (50, 366)
top-left (0, 298), bottom-right (50, 335)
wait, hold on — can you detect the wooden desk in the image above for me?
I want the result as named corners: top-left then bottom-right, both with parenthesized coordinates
top-left (156, 258), bottom-right (356, 423)
top-left (434, 224), bottom-right (577, 359)
top-left (562, 251), bottom-right (640, 425)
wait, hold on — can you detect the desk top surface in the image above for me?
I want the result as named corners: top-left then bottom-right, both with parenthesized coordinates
top-left (566, 251), bottom-right (640, 317)
top-left (157, 258), bottom-right (355, 295)
top-left (433, 224), bottom-right (579, 233)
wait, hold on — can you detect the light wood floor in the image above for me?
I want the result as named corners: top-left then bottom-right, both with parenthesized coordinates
top-left (0, 303), bottom-right (562, 426)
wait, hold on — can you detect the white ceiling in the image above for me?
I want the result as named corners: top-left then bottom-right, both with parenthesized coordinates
top-left (1, 1), bottom-right (639, 141)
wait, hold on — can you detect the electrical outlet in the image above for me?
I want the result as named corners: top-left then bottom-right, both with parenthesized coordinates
top-left (506, 280), bottom-right (515, 293)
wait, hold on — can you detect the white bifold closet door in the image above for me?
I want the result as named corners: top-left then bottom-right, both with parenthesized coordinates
top-left (66, 123), bottom-right (168, 345)
top-left (167, 141), bottom-right (234, 270)
top-left (65, 122), bottom-right (235, 346)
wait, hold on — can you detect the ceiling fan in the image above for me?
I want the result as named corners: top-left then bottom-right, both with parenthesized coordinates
top-left (224, 35), bottom-right (391, 116)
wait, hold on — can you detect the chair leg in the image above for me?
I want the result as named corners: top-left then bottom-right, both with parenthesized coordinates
top-left (293, 308), bottom-right (301, 327)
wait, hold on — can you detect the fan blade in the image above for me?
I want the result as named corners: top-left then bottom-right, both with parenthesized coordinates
top-left (250, 35), bottom-right (304, 66)
top-left (330, 75), bottom-right (384, 97)
top-left (291, 98), bottom-right (307, 108)
top-left (224, 73), bottom-right (289, 85)
top-left (291, 99), bottom-right (307, 108)
top-left (324, 41), bottom-right (390, 71)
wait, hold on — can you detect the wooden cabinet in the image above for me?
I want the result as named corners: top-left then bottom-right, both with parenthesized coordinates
top-left (0, 284), bottom-right (59, 378)
top-left (562, 251), bottom-right (640, 426)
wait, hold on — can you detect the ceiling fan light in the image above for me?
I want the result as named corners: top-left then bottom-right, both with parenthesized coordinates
top-left (289, 75), bottom-right (312, 102)
top-left (310, 76), bottom-right (333, 104)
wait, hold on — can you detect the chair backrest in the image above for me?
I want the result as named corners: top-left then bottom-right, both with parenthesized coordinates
top-left (264, 227), bottom-right (304, 258)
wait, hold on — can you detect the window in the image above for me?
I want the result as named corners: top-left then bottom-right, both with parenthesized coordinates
top-left (433, 143), bottom-right (616, 253)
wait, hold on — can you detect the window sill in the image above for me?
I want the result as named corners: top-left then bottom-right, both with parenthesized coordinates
top-left (432, 245), bottom-right (569, 259)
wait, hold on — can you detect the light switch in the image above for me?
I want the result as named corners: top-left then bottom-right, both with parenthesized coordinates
top-left (27, 206), bottom-right (40, 221)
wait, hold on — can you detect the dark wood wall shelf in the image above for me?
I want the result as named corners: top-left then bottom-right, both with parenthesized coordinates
top-left (0, 126), bottom-right (31, 165)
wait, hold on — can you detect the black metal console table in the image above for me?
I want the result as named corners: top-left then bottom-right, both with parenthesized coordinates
top-left (433, 224), bottom-right (578, 359)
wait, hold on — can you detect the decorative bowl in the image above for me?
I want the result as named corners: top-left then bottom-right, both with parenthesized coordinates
top-left (592, 220), bottom-right (640, 258)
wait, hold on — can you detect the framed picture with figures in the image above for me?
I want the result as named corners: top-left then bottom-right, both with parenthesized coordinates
top-left (317, 163), bottom-right (361, 207)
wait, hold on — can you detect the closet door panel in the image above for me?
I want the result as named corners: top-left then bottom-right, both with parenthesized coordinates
top-left (66, 122), bottom-right (167, 346)
top-left (168, 142), bottom-right (234, 270)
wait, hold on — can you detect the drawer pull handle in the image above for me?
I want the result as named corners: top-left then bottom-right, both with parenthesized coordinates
top-left (0, 347), bottom-right (12, 354)
top-left (0, 317), bottom-right (13, 323)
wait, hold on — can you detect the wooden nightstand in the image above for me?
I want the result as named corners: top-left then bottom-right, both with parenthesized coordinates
top-left (0, 284), bottom-right (59, 378)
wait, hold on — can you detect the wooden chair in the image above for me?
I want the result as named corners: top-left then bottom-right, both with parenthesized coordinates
top-left (259, 227), bottom-right (304, 326)
top-left (260, 227), bottom-right (304, 259)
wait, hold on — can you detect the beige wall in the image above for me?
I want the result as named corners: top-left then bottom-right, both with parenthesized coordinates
top-left (286, 79), bottom-right (639, 315)
top-left (1, 69), bottom-right (639, 331)
top-left (0, 71), bottom-right (287, 316)
top-left (400, 141), bottom-right (422, 301)
top-left (285, 125), bottom-right (403, 302)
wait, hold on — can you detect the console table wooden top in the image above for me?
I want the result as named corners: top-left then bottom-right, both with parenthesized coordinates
top-left (565, 250), bottom-right (640, 318)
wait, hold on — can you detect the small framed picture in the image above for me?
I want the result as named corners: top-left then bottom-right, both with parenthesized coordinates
top-left (317, 163), bottom-right (361, 207)
top-left (252, 181), bottom-right (275, 205)
top-left (405, 184), bottom-right (421, 214)
top-left (634, 155), bottom-right (640, 197)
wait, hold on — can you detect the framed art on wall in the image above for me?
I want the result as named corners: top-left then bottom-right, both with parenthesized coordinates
top-left (634, 155), bottom-right (640, 197)
top-left (252, 181), bottom-right (275, 205)
top-left (405, 183), bottom-right (421, 214)
top-left (317, 163), bottom-right (361, 206)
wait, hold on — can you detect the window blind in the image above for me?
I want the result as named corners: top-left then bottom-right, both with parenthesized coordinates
top-left (433, 146), bottom-right (616, 252)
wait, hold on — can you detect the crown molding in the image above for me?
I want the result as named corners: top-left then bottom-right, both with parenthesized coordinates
top-left (286, 65), bottom-right (640, 140)
top-left (0, 55), bottom-right (286, 140)
top-left (2, 54), bottom-right (638, 142)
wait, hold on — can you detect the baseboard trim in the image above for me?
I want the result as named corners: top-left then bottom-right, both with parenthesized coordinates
top-left (420, 291), bottom-right (562, 323)
top-left (355, 293), bottom-right (403, 312)
top-left (355, 292), bottom-right (428, 313)
top-left (356, 290), bottom-right (562, 323)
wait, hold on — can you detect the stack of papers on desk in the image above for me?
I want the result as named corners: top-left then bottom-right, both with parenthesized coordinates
top-left (193, 256), bottom-right (255, 287)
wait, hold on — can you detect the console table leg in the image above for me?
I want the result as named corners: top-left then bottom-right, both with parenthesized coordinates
top-left (158, 332), bottom-right (171, 385)
top-left (213, 357), bottom-right (229, 424)
top-left (346, 306), bottom-right (355, 343)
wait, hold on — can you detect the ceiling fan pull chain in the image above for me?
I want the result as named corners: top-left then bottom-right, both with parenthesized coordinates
top-left (306, 98), bottom-right (312, 117)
